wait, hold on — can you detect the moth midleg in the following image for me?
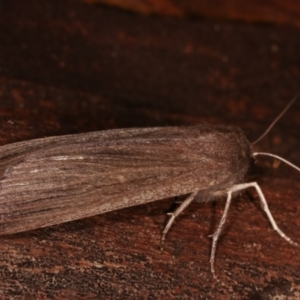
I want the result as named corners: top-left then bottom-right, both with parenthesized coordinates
top-left (210, 190), bottom-right (232, 276)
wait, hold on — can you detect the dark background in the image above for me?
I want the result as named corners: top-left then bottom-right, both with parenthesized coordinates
top-left (0, 0), bottom-right (299, 298)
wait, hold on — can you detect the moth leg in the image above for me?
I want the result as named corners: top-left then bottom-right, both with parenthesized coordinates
top-left (211, 182), bottom-right (298, 276)
top-left (231, 182), bottom-right (298, 247)
top-left (210, 191), bottom-right (232, 277)
top-left (161, 190), bottom-right (199, 246)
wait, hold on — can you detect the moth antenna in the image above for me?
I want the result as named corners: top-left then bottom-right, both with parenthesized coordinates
top-left (253, 152), bottom-right (300, 172)
top-left (252, 93), bottom-right (300, 145)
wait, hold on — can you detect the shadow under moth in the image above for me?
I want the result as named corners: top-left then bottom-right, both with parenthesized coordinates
top-left (0, 98), bottom-right (299, 276)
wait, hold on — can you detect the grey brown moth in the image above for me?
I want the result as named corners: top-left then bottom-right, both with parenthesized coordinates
top-left (0, 99), bottom-right (299, 276)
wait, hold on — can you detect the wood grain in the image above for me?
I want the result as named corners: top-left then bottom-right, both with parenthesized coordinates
top-left (0, 0), bottom-right (299, 298)
top-left (83, 0), bottom-right (300, 28)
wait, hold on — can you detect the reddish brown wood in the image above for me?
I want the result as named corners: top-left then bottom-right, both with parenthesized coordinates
top-left (0, 0), bottom-right (300, 298)
top-left (84, 0), bottom-right (300, 28)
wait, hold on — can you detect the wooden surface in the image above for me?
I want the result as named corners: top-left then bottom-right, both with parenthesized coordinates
top-left (83, 0), bottom-right (300, 28)
top-left (0, 0), bottom-right (300, 299)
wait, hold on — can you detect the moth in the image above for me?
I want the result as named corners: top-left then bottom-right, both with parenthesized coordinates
top-left (0, 97), bottom-right (298, 276)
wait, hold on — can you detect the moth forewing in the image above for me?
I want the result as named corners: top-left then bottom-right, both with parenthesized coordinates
top-left (0, 125), bottom-right (251, 235)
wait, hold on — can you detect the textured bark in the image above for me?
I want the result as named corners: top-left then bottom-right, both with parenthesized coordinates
top-left (0, 0), bottom-right (299, 299)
